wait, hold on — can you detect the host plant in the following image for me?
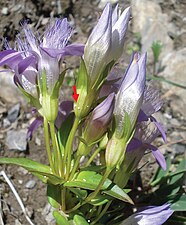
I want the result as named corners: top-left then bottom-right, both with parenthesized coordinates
top-left (0, 3), bottom-right (174, 225)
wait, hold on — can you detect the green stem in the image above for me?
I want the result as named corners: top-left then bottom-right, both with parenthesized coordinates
top-left (90, 201), bottom-right (112, 225)
top-left (61, 188), bottom-right (66, 211)
top-left (66, 168), bottom-right (112, 213)
top-left (64, 117), bottom-right (80, 179)
top-left (84, 147), bottom-right (102, 167)
top-left (43, 117), bottom-right (54, 172)
top-left (49, 122), bottom-right (62, 177)
top-left (86, 168), bottom-right (112, 202)
top-left (69, 155), bottom-right (81, 180)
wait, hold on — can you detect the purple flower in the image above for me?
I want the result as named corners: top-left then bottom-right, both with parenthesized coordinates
top-left (120, 204), bottom-right (173, 225)
top-left (0, 19), bottom-right (84, 94)
top-left (123, 82), bottom-right (167, 171)
top-left (78, 93), bottom-right (115, 156)
top-left (126, 120), bottom-right (166, 171)
top-left (84, 93), bottom-right (115, 143)
top-left (114, 53), bottom-right (147, 138)
top-left (84, 3), bottom-right (130, 87)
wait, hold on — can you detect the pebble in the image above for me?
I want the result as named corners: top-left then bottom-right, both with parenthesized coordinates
top-left (1, 7), bottom-right (9, 15)
top-left (25, 180), bottom-right (36, 189)
top-left (35, 137), bottom-right (41, 146)
top-left (3, 118), bottom-right (11, 128)
top-left (5, 130), bottom-right (27, 151)
top-left (7, 103), bottom-right (20, 123)
top-left (42, 204), bottom-right (56, 225)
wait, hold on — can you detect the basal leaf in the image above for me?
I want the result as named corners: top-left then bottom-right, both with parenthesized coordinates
top-left (0, 157), bottom-right (64, 185)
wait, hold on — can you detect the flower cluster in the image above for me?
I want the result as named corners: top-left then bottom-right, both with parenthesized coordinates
top-left (0, 3), bottom-right (173, 225)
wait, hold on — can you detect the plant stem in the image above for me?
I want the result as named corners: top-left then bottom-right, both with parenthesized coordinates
top-left (69, 155), bottom-right (81, 180)
top-left (61, 188), bottom-right (66, 211)
top-left (86, 168), bottom-right (112, 202)
top-left (43, 117), bottom-right (54, 173)
top-left (66, 168), bottom-right (112, 213)
top-left (49, 122), bottom-right (62, 177)
top-left (84, 147), bottom-right (102, 167)
top-left (90, 201), bottom-right (112, 225)
top-left (64, 117), bottom-right (79, 179)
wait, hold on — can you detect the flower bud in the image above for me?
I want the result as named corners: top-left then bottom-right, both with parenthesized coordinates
top-left (105, 135), bottom-right (126, 170)
top-left (78, 93), bottom-right (115, 156)
top-left (114, 52), bottom-right (147, 139)
top-left (84, 3), bottom-right (112, 87)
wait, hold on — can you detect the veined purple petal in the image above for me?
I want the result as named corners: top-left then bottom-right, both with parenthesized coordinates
top-left (42, 18), bottom-right (72, 49)
top-left (142, 81), bottom-right (163, 116)
top-left (21, 69), bottom-right (37, 84)
top-left (0, 51), bottom-right (23, 67)
top-left (0, 49), bottom-right (18, 60)
top-left (112, 4), bottom-right (118, 26)
top-left (148, 144), bottom-right (166, 171)
top-left (92, 93), bottom-right (115, 121)
top-left (121, 203), bottom-right (173, 225)
top-left (55, 101), bottom-right (73, 129)
top-left (138, 110), bottom-right (149, 122)
top-left (41, 44), bottom-right (84, 58)
top-left (111, 7), bottom-right (131, 60)
top-left (126, 138), bottom-right (143, 152)
top-left (84, 93), bottom-right (115, 144)
top-left (150, 116), bottom-right (166, 142)
top-left (17, 55), bottom-right (36, 74)
top-left (84, 3), bottom-right (112, 85)
top-left (114, 53), bottom-right (147, 136)
top-left (87, 3), bottom-right (112, 46)
top-left (27, 117), bottom-right (43, 141)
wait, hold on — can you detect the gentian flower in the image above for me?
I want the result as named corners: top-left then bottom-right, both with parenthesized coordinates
top-left (105, 53), bottom-right (147, 170)
top-left (78, 93), bottom-right (115, 156)
top-left (0, 18), bottom-right (84, 121)
top-left (84, 3), bottom-right (131, 88)
top-left (120, 204), bottom-right (173, 225)
top-left (114, 52), bottom-right (147, 138)
top-left (125, 81), bottom-right (167, 171)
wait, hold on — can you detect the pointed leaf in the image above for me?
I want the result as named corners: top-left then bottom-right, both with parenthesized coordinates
top-left (0, 157), bottom-right (64, 184)
top-left (64, 171), bottom-right (133, 203)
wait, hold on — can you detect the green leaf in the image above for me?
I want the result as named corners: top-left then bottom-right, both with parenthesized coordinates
top-left (0, 157), bottom-right (50, 173)
top-left (151, 40), bottom-right (163, 63)
top-left (73, 215), bottom-right (89, 225)
top-left (53, 210), bottom-right (70, 225)
top-left (51, 70), bottom-right (66, 99)
top-left (47, 184), bottom-right (61, 208)
top-left (0, 157), bottom-right (64, 185)
top-left (90, 194), bottom-right (111, 206)
top-left (171, 194), bottom-right (186, 211)
top-left (64, 171), bottom-right (133, 204)
top-left (147, 75), bottom-right (186, 90)
top-left (68, 188), bottom-right (87, 200)
top-left (17, 83), bottom-right (41, 110)
top-left (57, 113), bottom-right (75, 151)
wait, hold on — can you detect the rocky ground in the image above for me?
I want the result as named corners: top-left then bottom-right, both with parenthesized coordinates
top-left (0, 0), bottom-right (185, 224)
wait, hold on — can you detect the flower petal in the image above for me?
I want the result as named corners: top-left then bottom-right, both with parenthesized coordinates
top-left (150, 116), bottom-right (167, 142)
top-left (27, 117), bottom-right (43, 141)
top-left (121, 204), bottom-right (173, 225)
top-left (41, 44), bottom-right (84, 58)
top-left (148, 144), bottom-right (166, 170)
